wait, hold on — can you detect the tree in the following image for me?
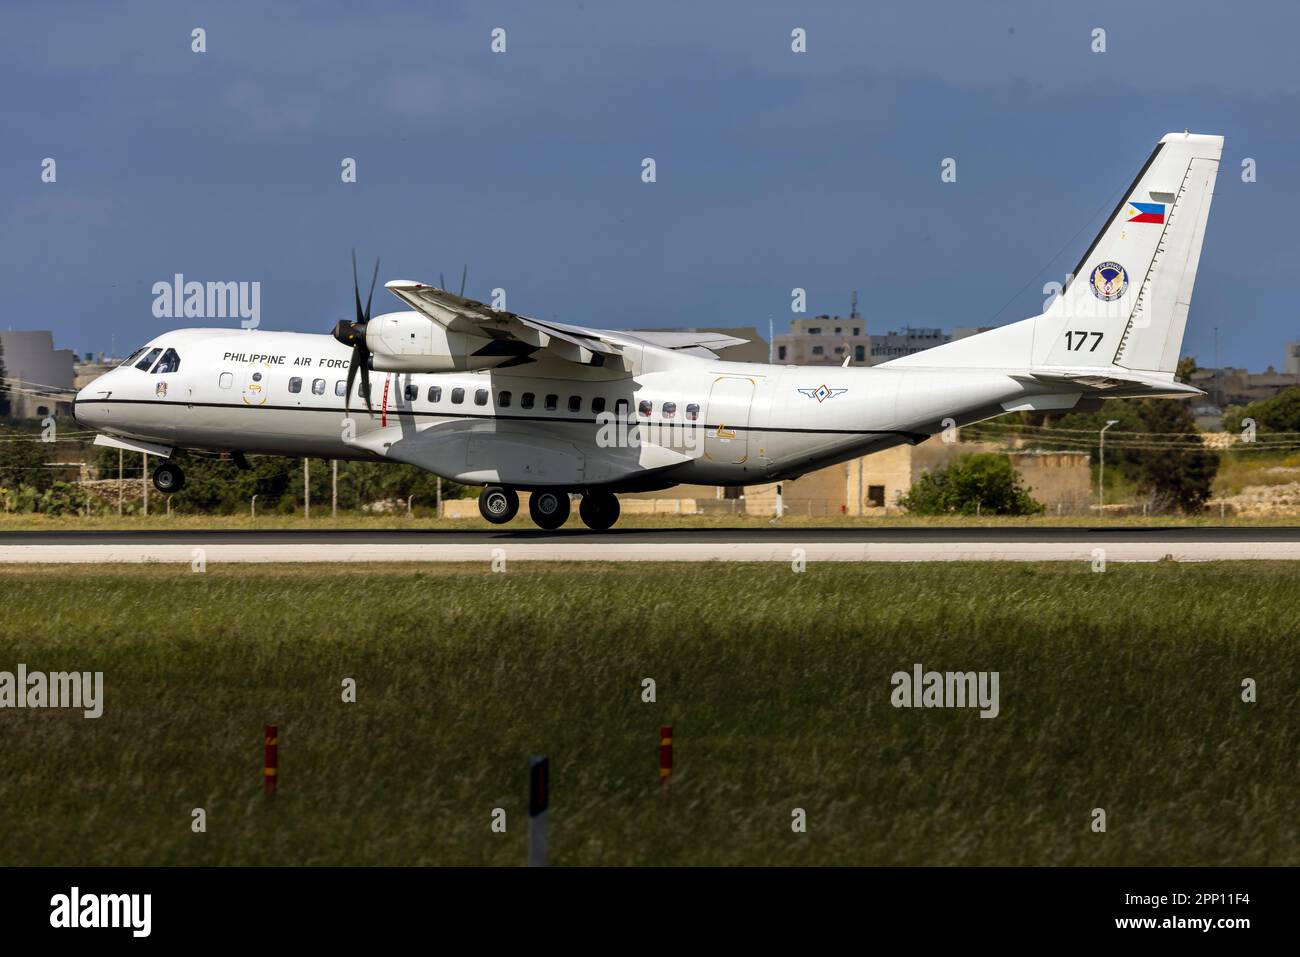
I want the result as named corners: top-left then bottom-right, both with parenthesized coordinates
top-left (899, 453), bottom-right (1044, 516)
top-left (1135, 398), bottom-right (1219, 513)
top-left (85, 444), bottom-right (467, 513)
top-left (0, 425), bottom-right (55, 493)
top-left (0, 336), bottom-right (10, 419)
top-left (1012, 396), bottom-right (1218, 515)
top-left (1221, 387), bottom-right (1300, 435)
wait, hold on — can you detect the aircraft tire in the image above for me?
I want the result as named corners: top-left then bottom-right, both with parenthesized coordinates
top-left (479, 485), bottom-right (520, 524)
top-left (528, 490), bottom-right (571, 530)
top-left (152, 463), bottom-right (186, 494)
top-left (578, 491), bottom-right (620, 530)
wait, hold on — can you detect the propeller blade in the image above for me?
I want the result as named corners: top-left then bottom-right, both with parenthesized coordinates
top-left (344, 342), bottom-right (359, 413)
top-left (365, 258), bottom-right (380, 322)
top-left (352, 249), bottom-right (364, 326)
top-left (358, 350), bottom-right (372, 413)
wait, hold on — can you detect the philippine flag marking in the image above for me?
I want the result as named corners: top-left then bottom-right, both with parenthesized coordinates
top-left (1127, 201), bottom-right (1165, 224)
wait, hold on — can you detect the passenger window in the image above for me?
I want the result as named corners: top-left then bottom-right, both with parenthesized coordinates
top-left (219, 372), bottom-right (233, 390)
top-left (545, 394), bottom-right (558, 411)
top-left (428, 386), bottom-right (442, 402)
top-left (686, 403), bottom-right (700, 421)
top-left (335, 380), bottom-right (347, 397)
top-left (592, 397), bottom-right (606, 415)
top-left (312, 378), bottom-right (326, 395)
top-left (521, 392), bottom-right (535, 409)
top-left (357, 380), bottom-right (368, 399)
top-left (638, 400), bottom-right (653, 417)
top-left (663, 401), bottom-right (677, 419)
top-left (498, 391), bottom-right (512, 408)
top-left (289, 377), bottom-right (303, 394)
top-left (475, 388), bottom-right (488, 406)
top-left (153, 348), bottom-right (181, 374)
top-left (135, 348), bottom-right (162, 371)
top-left (568, 395), bottom-right (581, 413)
top-left (405, 383), bottom-right (418, 401)
top-left (451, 387), bottom-right (465, 404)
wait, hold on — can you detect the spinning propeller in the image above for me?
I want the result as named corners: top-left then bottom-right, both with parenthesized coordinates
top-left (331, 251), bottom-right (380, 414)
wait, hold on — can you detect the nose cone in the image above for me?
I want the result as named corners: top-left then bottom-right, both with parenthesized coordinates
top-left (73, 376), bottom-right (110, 428)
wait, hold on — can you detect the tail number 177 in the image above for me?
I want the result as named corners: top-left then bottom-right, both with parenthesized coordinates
top-left (1064, 331), bottom-right (1104, 352)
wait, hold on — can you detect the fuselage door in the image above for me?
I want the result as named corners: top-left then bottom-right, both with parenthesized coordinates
top-left (704, 376), bottom-right (754, 464)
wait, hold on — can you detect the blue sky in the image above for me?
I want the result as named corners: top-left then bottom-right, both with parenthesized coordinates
top-left (2, 0), bottom-right (1298, 369)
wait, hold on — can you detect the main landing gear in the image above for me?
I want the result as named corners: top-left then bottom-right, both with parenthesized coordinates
top-left (477, 485), bottom-right (621, 530)
top-left (152, 462), bottom-right (186, 494)
top-left (478, 485), bottom-right (520, 525)
top-left (528, 489), bottom-right (570, 530)
top-left (578, 490), bottom-right (619, 531)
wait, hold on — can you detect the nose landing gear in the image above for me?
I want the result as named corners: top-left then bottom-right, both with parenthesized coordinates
top-left (152, 462), bottom-right (186, 494)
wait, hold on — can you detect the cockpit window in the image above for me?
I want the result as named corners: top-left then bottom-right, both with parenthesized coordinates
top-left (135, 348), bottom-right (162, 371)
top-left (119, 348), bottom-right (148, 368)
top-left (152, 348), bottom-right (181, 374)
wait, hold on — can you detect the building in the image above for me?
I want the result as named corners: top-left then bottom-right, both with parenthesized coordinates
top-left (869, 327), bottom-right (950, 363)
top-left (0, 330), bottom-right (77, 419)
top-left (1285, 341), bottom-right (1300, 377)
top-left (1186, 364), bottom-right (1300, 409)
top-left (74, 353), bottom-right (125, 390)
top-left (951, 326), bottom-right (998, 341)
top-left (773, 314), bottom-right (869, 366)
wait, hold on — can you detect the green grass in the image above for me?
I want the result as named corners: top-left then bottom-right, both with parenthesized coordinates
top-left (0, 562), bottom-right (1295, 866)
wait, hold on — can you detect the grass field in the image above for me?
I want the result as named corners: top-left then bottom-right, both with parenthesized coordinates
top-left (0, 562), bottom-right (1296, 866)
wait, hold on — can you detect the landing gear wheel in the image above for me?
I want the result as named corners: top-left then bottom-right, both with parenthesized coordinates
top-left (528, 490), bottom-right (571, 530)
top-left (152, 462), bottom-right (185, 494)
top-left (579, 491), bottom-right (620, 530)
top-left (478, 485), bottom-right (519, 524)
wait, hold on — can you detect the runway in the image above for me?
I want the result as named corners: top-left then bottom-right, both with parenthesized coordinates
top-left (3, 526), bottom-right (1300, 563)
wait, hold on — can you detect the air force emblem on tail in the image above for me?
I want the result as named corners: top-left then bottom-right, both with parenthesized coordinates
top-left (1089, 261), bottom-right (1128, 302)
top-left (798, 385), bottom-right (848, 402)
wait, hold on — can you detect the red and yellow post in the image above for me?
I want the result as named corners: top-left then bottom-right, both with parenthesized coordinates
top-left (659, 724), bottom-right (673, 794)
top-left (264, 724), bottom-right (278, 795)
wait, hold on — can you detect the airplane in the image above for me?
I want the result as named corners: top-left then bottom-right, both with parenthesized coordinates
top-left (74, 132), bottom-right (1222, 530)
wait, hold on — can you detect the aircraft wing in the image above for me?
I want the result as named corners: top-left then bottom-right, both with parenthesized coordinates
top-left (623, 330), bottom-right (751, 353)
top-left (385, 281), bottom-right (618, 364)
top-left (385, 281), bottom-right (744, 363)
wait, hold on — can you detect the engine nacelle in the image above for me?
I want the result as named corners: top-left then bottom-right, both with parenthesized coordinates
top-left (365, 311), bottom-right (526, 373)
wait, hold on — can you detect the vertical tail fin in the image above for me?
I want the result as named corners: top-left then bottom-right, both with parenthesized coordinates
top-left (882, 132), bottom-right (1222, 377)
top-left (1036, 131), bottom-right (1222, 374)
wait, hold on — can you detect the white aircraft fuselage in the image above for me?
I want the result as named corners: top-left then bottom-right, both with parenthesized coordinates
top-left (74, 326), bottom-right (1053, 489)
